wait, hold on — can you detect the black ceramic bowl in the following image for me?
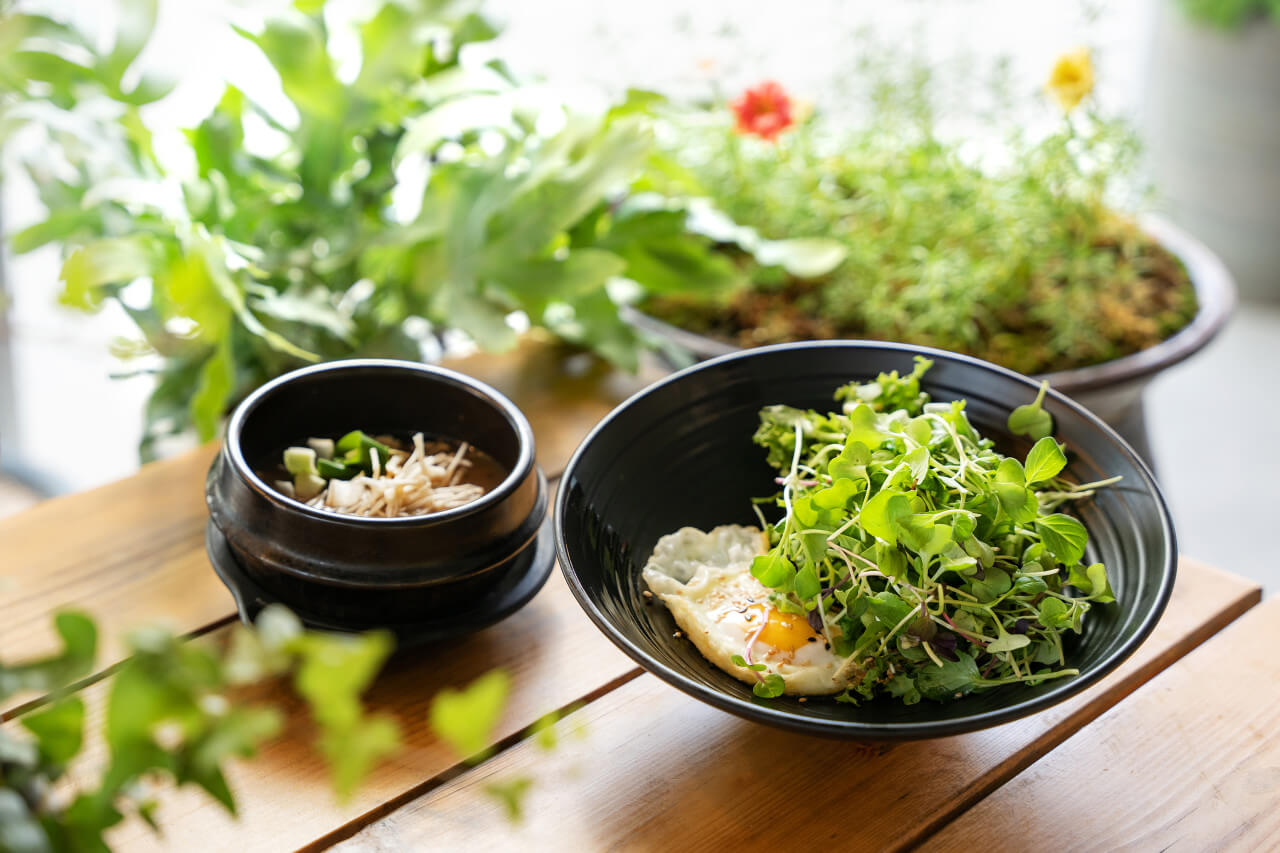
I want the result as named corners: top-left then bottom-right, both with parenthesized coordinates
top-left (555, 341), bottom-right (1177, 739)
top-left (206, 359), bottom-right (552, 641)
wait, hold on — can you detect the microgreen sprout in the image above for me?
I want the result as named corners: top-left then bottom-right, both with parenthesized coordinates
top-left (749, 358), bottom-right (1118, 703)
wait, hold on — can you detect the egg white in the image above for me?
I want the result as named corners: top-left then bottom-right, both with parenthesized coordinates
top-left (642, 525), bottom-right (850, 696)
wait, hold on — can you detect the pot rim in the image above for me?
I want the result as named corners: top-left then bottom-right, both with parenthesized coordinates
top-left (224, 358), bottom-right (537, 528)
top-left (623, 213), bottom-right (1236, 391)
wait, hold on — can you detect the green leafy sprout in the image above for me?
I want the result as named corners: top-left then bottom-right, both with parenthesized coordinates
top-left (0, 605), bottom-right (401, 850)
top-left (746, 358), bottom-right (1121, 704)
top-left (0, 601), bottom-right (576, 849)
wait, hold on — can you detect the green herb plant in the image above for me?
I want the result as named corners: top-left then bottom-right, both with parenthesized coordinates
top-left (0, 0), bottom-right (743, 457)
top-left (0, 601), bottom-right (577, 849)
top-left (747, 358), bottom-right (1119, 704)
top-left (0, 606), bottom-right (398, 851)
top-left (639, 57), bottom-right (1198, 377)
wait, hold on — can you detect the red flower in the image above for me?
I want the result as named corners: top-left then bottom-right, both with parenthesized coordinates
top-left (731, 81), bottom-right (794, 141)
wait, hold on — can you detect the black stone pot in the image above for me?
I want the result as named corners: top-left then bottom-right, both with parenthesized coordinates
top-left (205, 359), bottom-right (550, 639)
top-left (624, 215), bottom-right (1235, 466)
top-left (555, 341), bottom-right (1177, 740)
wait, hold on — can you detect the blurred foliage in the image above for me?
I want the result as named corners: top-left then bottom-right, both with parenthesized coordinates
top-left (1, 0), bottom-right (1205, 447)
top-left (0, 0), bottom-right (753, 456)
top-left (0, 605), bottom-right (397, 852)
top-left (1177, 0), bottom-right (1280, 29)
top-left (639, 58), bottom-right (1199, 376)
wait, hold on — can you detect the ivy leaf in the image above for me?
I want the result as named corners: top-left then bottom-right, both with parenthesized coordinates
top-left (1023, 437), bottom-right (1067, 484)
top-left (318, 714), bottom-right (400, 802)
top-left (1036, 514), bottom-right (1089, 565)
top-left (291, 629), bottom-right (399, 795)
top-left (484, 776), bottom-right (534, 822)
top-left (0, 611), bottom-right (97, 701)
top-left (183, 706), bottom-right (284, 812)
top-left (21, 698), bottom-right (85, 765)
top-left (429, 670), bottom-right (510, 761)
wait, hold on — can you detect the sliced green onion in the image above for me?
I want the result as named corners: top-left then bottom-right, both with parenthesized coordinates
top-left (293, 472), bottom-right (326, 501)
top-left (307, 437), bottom-right (335, 460)
top-left (284, 447), bottom-right (318, 477)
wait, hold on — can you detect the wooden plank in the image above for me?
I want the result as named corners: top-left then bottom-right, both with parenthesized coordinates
top-left (332, 559), bottom-right (1261, 853)
top-left (924, 595), bottom-right (1280, 853)
top-left (39, 567), bottom-right (636, 852)
top-left (0, 443), bottom-right (228, 683)
top-left (1, 341), bottom-right (658, 713)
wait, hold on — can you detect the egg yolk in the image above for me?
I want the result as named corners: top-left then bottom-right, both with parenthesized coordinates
top-left (745, 604), bottom-right (819, 652)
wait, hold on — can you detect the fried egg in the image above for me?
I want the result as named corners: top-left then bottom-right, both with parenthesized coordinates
top-left (642, 525), bottom-right (850, 696)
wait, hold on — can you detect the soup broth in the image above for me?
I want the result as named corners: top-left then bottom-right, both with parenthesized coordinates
top-left (264, 431), bottom-right (507, 517)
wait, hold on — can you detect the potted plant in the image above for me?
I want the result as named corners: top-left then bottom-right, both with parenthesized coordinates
top-left (0, 1), bottom-right (757, 458)
top-left (623, 53), bottom-right (1234, 463)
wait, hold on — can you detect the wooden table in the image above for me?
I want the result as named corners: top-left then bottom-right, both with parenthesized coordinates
top-left (2, 340), bottom-right (1272, 852)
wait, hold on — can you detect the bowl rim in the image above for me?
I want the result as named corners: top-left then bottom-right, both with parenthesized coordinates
top-left (554, 339), bottom-right (1178, 739)
top-left (225, 358), bottom-right (537, 528)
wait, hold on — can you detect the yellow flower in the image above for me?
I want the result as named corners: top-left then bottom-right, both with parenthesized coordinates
top-left (1047, 47), bottom-right (1094, 112)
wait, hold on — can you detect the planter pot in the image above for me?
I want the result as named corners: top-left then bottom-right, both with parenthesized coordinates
top-left (1144, 5), bottom-right (1280, 303)
top-left (624, 214), bottom-right (1234, 466)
